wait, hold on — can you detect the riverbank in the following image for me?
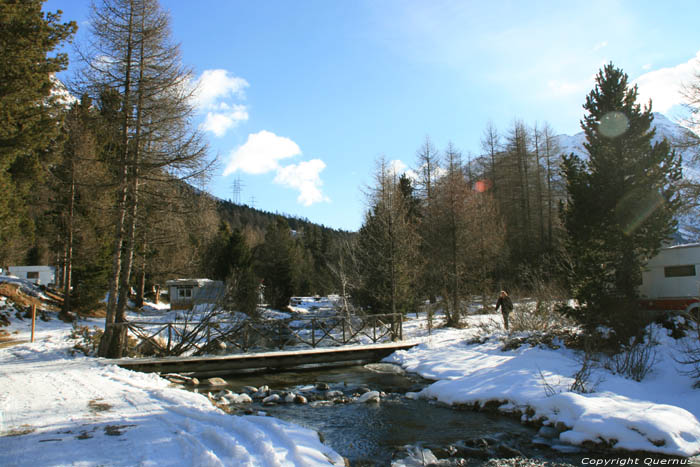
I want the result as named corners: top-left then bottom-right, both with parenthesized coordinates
top-left (386, 314), bottom-right (700, 460)
top-left (0, 316), bottom-right (345, 466)
top-left (4, 283), bottom-right (700, 464)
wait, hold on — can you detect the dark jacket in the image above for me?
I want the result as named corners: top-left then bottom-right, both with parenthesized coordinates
top-left (496, 295), bottom-right (513, 313)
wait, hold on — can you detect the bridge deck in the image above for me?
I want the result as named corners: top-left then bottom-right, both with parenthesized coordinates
top-left (112, 341), bottom-right (418, 377)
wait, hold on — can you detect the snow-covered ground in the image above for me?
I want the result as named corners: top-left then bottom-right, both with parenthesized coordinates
top-left (0, 296), bottom-right (344, 466)
top-left (387, 313), bottom-right (700, 458)
top-left (4, 280), bottom-right (700, 464)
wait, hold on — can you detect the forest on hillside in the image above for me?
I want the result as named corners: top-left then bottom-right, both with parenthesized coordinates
top-left (2, 0), bottom-right (700, 357)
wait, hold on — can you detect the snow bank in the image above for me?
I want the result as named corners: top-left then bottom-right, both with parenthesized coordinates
top-left (386, 324), bottom-right (700, 457)
top-left (0, 328), bottom-right (344, 466)
top-left (0, 274), bottom-right (50, 300)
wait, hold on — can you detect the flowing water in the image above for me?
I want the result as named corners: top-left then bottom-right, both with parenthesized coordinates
top-left (211, 363), bottom-right (592, 466)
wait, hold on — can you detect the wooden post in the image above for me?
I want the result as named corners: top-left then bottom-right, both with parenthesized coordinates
top-left (31, 304), bottom-right (36, 343)
top-left (311, 319), bottom-right (316, 348)
top-left (342, 317), bottom-right (346, 344)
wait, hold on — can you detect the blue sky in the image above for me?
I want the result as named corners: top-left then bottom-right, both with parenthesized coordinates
top-left (45, 0), bottom-right (700, 231)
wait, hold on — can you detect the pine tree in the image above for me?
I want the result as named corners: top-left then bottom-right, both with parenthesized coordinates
top-left (206, 225), bottom-right (259, 316)
top-left (254, 219), bottom-right (296, 311)
top-left (562, 63), bottom-right (682, 335)
top-left (51, 96), bottom-right (111, 315)
top-left (0, 0), bottom-right (76, 263)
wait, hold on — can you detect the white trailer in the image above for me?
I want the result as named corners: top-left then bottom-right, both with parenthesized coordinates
top-left (7, 265), bottom-right (56, 286)
top-left (639, 243), bottom-right (700, 313)
top-left (165, 278), bottom-right (225, 310)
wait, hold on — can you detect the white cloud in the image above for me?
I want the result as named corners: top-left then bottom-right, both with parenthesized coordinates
top-left (194, 69), bottom-right (249, 109)
top-left (224, 131), bottom-right (330, 206)
top-left (634, 51), bottom-right (700, 113)
top-left (193, 69), bottom-right (250, 137)
top-left (593, 41), bottom-right (608, 52)
top-left (274, 159), bottom-right (330, 206)
top-left (546, 74), bottom-right (597, 97)
top-left (200, 105), bottom-right (249, 137)
top-left (389, 159), bottom-right (408, 175)
top-left (224, 130), bottom-right (301, 176)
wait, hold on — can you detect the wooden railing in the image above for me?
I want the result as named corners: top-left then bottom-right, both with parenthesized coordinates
top-left (107, 313), bottom-right (404, 357)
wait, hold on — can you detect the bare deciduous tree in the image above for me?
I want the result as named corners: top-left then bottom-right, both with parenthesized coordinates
top-left (78, 0), bottom-right (211, 357)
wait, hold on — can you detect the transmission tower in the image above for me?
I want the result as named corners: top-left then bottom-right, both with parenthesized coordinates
top-left (231, 176), bottom-right (244, 204)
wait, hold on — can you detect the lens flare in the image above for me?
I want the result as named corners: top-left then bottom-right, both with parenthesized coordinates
top-left (599, 111), bottom-right (629, 138)
top-left (616, 189), bottom-right (665, 235)
top-left (474, 179), bottom-right (492, 193)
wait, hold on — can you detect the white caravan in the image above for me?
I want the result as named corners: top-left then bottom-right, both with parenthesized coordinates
top-left (639, 243), bottom-right (700, 313)
top-left (7, 265), bottom-right (56, 286)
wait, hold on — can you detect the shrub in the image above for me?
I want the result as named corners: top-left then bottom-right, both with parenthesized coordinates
top-left (70, 324), bottom-right (103, 356)
top-left (605, 328), bottom-right (658, 382)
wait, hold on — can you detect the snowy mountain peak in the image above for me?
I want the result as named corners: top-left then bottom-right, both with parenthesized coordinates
top-left (553, 112), bottom-right (697, 161)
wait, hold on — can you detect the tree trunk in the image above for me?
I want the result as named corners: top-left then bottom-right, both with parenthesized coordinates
top-left (109, 2), bottom-right (146, 358)
top-left (61, 164), bottom-right (75, 317)
top-left (99, 1), bottom-right (135, 358)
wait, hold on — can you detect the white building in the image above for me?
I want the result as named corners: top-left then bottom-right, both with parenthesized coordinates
top-left (7, 265), bottom-right (56, 286)
top-left (639, 243), bottom-right (700, 312)
top-left (165, 279), bottom-right (225, 310)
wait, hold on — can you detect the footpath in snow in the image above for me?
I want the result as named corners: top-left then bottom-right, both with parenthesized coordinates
top-left (0, 317), bottom-right (344, 467)
top-left (386, 316), bottom-right (700, 459)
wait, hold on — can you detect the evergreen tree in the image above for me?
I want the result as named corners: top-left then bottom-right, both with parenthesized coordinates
top-left (254, 219), bottom-right (296, 311)
top-left (207, 225), bottom-right (259, 316)
top-left (562, 63), bottom-right (681, 335)
top-left (0, 0), bottom-right (76, 263)
top-left (51, 96), bottom-right (113, 315)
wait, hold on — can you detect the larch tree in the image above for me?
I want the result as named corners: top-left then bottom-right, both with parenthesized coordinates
top-left (540, 122), bottom-right (563, 252)
top-left (480, 122), bottom-right (501, 195)
top-left (78, 0), bottom-right (210, 357)
top-left (431, 144), bottom-right (505, 326)
top-left (675, 60), bottom-right (700, 225)
top-left (562, 62), bottom-right (682, 336)
top-left (414, 137), bottom-right (442, 303)
top-left (356, 157), bottom-right (420, 316)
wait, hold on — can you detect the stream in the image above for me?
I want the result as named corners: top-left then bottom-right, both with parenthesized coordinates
top-left (197, 363), bottom-right (596, 466)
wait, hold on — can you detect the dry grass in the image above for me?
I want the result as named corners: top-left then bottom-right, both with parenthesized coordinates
top-left (0, 283), bottom-right (41, 308)
top-left (0, 282), bottom-right (60, 312)
top-left (77, 303), bottom-right (107, 318)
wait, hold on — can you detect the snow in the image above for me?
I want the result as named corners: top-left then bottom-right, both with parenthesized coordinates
top-left (0, 300), bottom-right (344, 466)
top-left (5, 277), bottom-right (700, 462)
top-left (0, 274), bottom-right (52, 300)
top-left (386, 316), bottom-right (700, 457)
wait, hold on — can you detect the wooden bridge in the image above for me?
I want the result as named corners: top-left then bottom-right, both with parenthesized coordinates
top-left (107, 313), bottom-right (418, 377)
top-left (113, 341), bottom-right (418, 377)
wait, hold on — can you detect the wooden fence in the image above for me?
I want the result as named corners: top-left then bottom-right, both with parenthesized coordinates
top-left (107, 313), bottom-right (404, 357)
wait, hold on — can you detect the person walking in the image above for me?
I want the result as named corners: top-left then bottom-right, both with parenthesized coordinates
top-left (495, 290), bottom-right (513, 331)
